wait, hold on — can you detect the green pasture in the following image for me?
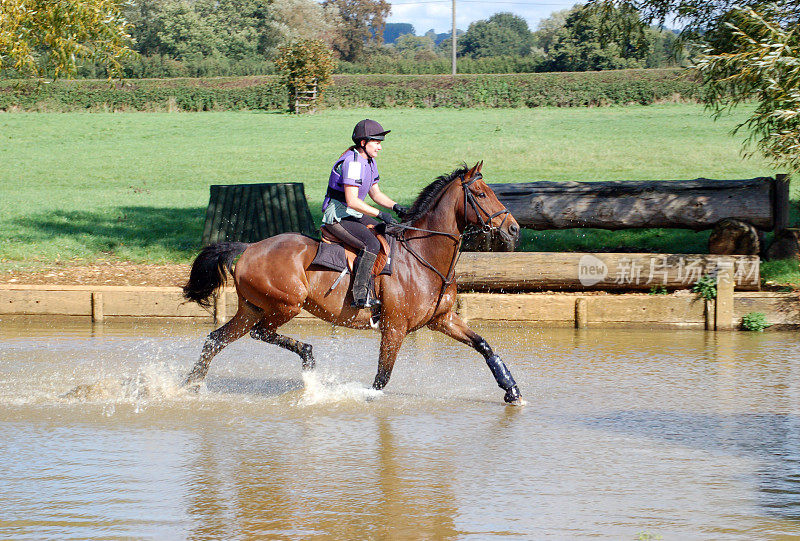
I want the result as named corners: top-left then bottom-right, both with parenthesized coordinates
top-left (1, 104), bottom-right (796, 283)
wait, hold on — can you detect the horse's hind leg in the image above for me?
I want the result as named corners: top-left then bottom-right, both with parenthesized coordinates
top-left (183, 304), bottom-right (262, 388)
top-left (250, 319), bottom-right (316, 371)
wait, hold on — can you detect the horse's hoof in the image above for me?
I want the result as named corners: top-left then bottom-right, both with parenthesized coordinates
top-left (182, 379), bottom-right (202, 393)
top-left (503, 386), bottom-right (524, 405)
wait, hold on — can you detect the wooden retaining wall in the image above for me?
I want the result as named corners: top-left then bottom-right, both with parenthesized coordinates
top-left (454, 253), bottom-right (760, 291)
top-left (2, 285), bottom-right (797, 330)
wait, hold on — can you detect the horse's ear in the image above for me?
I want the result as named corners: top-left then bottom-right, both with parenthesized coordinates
top-left (476, 161), bottom-right (483, 174)
top-left (466, 162), bottom-right (479, 179)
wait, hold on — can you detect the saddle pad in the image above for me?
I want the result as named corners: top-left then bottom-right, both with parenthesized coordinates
top-left (311, 236), bottom-right (394, 276)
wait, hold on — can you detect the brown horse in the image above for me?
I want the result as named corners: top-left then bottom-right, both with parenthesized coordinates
top-left (182, 162), bottom-right (524, 404)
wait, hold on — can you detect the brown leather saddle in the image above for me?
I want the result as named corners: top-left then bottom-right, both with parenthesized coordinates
top-left (313, 224), bottom-right (394, 276)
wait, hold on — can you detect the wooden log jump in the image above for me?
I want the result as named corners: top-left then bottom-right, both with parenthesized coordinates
top-left (485, 176), bottom-right (791, 257)
top-left (488, 177), bottom-right (780, 231)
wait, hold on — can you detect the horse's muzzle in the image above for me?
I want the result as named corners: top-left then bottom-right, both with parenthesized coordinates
top-left (495, 227), bottom-right (520, 252)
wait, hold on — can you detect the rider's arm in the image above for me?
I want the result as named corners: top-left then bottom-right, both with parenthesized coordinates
top-left (344, 185), bottom-right (380, 217)
top-left (368, 185), bottom-right (396, 210)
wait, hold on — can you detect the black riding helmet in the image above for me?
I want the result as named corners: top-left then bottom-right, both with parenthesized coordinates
top-left (352, 119), bottom-right (390, 144)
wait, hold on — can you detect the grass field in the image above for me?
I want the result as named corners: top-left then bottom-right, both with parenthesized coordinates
top-left (1, 104), bottom-right (795, 282)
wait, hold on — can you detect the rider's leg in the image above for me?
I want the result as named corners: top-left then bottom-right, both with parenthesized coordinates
top-left (329, 218), bottom-right (382, 309)
top-left (350, 250), bottom-right (378, 308)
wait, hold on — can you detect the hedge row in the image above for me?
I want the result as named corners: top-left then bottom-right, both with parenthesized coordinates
top-left (0, 69), bottom-right (701, 112)
top-left (336, 55), bottom-right (547, 75)
top-left (0, 77), bottom-right (287, 111)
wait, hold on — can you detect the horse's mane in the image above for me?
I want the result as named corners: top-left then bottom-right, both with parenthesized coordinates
top-left (401, 164), bottom-right (469, 224)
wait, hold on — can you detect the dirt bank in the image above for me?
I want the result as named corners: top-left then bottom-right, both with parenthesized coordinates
top-left (0, 263), bottom-right (191, 287)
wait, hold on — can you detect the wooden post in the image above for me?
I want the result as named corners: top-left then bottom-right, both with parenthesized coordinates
top-left (91, 291), bottom-right (104, 322)
top-left (773, 173), bottom-right (790, 233)
top-left (704, 299), bottom-right (714, 330)
top-left (451, 0), bottom-right (457, 76)
top-left (715, 260), bottom-right (734, 330)
top-left (575, 297), bottom-right (587, 328)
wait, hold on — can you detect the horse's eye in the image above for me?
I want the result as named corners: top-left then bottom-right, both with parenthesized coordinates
top-left (476, 192), bottom-right (487, 198)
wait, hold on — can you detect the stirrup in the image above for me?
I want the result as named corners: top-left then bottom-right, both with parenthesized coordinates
top-left (351, 293), bottom-right (381, 309)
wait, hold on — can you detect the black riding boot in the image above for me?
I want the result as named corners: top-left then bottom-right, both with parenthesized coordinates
top-left (351, 250), bottom-right (380, 309)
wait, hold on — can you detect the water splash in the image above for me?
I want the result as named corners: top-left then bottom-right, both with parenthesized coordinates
top-left (60, 363), bottom-right (189, 406)
top-left (299, 371), bottom-right (383, 406)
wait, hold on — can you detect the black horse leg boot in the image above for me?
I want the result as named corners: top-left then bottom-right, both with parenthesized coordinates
top-left (351, 250), bottom-right (379, 309)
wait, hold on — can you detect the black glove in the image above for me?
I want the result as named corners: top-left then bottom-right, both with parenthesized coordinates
top-left (377, 210), bottom-right (399, 225)
top-left (393, 203), bottom-right (409, 218)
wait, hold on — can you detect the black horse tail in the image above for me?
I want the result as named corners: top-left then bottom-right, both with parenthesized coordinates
top-left (183, 242), bottom-right (249, 309)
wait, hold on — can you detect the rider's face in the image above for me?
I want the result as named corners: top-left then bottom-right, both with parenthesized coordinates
top-left (364, 139), bottom-right (381, 159)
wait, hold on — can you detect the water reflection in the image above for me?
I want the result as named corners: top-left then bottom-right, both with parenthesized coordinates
top-left (180, 413), bottom-right (461, 539)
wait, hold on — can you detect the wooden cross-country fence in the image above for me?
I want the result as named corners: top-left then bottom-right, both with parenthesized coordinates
top-left (201, 182), bottom-right (316, 246)
top-left (474, 175), bottom-right (793, 257)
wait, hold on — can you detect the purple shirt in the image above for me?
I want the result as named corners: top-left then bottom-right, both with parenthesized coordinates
top-left (322, 149), bottom-right (380, 211)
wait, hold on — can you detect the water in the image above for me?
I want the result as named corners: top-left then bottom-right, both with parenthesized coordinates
top-left (2, 317), bottom-right (800, 539)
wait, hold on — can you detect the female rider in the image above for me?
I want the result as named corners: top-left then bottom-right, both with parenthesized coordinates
top-left (322, 119), bottom-right (407, 309)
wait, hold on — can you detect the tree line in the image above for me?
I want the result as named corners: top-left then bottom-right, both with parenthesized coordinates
top-left (125, 2), bottom-right (685, 76)
top-left (0, 0), bottom-right (682, 79)
top-left (349, 8), bottom-right (682, 74)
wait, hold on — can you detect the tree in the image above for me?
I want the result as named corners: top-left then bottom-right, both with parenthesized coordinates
top-left (129, 0), bottom-right (285, 61)
top-left (425, 28), bottom-right (453, 46)
top-left (267, 0), bottom-right (340, 51)
top-left (592, 0), bottom-right (798, 47)
top-left (132, 0), bottom-right (220, 60)
top-left (384, 23), bottom-right (415, 45)
top-left (533, 9), bottom-right (572, 55)
top-left (394, 34), bottom-right (435, 54)
top-left (549, 4), bottom-right (652, 70)
top-left (0, 0), bottom-right (133, 78)
top-left (695, 6), bottom-right (800, 171)
top-left (275, 39), bottom-right (337, 109)
top-left (459, 12), bottom-right (535, 58)
top-left (195, 0), bottom-right (278, 60)
top-left (321, 0), bottom-right (391, 62)
top-left (645, 26), bottom-right (682, 67)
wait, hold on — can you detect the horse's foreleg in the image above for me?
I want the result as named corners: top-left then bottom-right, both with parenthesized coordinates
top-left (373, 325), bottom-right (407, 390)
top-left (250, 320), bottom-right (315, 371)
top-left (183, 306), bottom-right (262, 389)
top-left (428, 312), bottom-right (523, 405)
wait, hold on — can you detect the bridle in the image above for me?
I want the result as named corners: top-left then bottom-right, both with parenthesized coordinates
top-left (394, 172), bottom-right (511, 314)
top-left (462, 173), bottom-right (511, 235)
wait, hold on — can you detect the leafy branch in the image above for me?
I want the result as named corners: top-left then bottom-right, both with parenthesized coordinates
top-left (692, 5), bottom-right (799, 171)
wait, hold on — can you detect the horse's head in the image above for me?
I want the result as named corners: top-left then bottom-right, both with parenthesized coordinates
top-left (460, 162), bottom-right (520, 251)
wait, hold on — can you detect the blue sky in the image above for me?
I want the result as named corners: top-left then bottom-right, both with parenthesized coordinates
top-left (386, 0), bottom-right (582, 34)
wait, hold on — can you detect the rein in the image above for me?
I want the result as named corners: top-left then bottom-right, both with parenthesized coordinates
top-left (394, 173), bottom-right (510, 314)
